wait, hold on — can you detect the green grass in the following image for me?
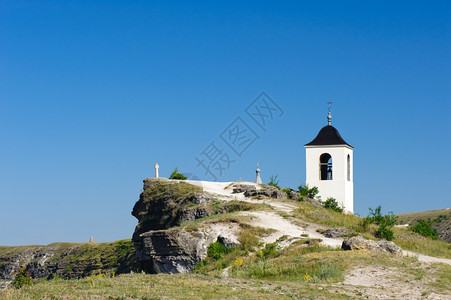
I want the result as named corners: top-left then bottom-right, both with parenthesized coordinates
top-left (0, 272), bottom-right (354, 299)
top-left (3, 253), bottom-right (449, 300)
top-left (5, 242), bottom-right (446, 299)
top-left (195, 225), bottom-right (345, 284)
top-left (291, 201), bottom-right (451, 259)
top-left (395, 209), bottom-right (450, 225)
top-left (294, 201), bottom-right (369, 236)
top-left (393, 228), bottom-right (451, 259)
top-left (140, 180), bottom-right (202, 206)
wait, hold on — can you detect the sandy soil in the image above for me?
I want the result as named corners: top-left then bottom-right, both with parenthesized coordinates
top-left (403, 250), bottom-right (451, 265)
top-left (338, 265), bottom-right (449, 299)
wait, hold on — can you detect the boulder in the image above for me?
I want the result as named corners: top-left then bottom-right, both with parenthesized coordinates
top-left (137, 229), bottom-right (214, 274)
top-left (217, 234), bottom-right (241, 248)
top-left (232, 184), bottom-right (286, 199)
top-left (232, 185), bottom-right (257, 194)
top-left (289, 190), bottom-right (300, 201)
top-left (324, 228), bottom-right (352, 238)
top-left (304, 198), bottom-right (322, 207)
top-left (342, 236), bottom-right (403, 256)
top-left (245, 186), bottom-right (286, 199)
top-left (376, 240), bottom-right (403, 256)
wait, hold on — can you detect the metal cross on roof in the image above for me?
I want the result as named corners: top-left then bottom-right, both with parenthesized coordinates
top-left (327, 101), bottom-right (333, 125)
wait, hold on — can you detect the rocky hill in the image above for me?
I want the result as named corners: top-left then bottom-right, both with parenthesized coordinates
top-left (0, 240), bottom-right (136, 281)
top-left (395, 208), bottom-right (451, 242)
top-left (131, 178), bottom-right (286, 273)
top-left (1, 178), bottom-right (450, 299)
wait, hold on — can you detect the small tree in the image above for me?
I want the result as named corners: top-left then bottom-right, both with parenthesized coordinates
top-left (169, 167), bottom-right (187, 180)
top-left (410, 219), bottom-right (438, 240)
top-left (298, 184), bottom-right (319, 199)
top-left (267, 175), bottom-right (280, 188)
top-left (375, 223), bottom-right (394, 241)
top-left (364, 206), bottom-right (395, 241)
top-left (322, 197), bottom-right (343, 213)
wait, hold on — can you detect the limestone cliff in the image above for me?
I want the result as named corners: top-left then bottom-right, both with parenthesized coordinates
top-left (131, 178), bottom-right (242, 274)
top-left (0, 240), bottom-right (136, 280)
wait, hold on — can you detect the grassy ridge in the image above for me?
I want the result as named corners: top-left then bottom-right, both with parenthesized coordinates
top-left (395, 209), bottom-right (451, 242)
top-left (0, 240), bottom-right (136, 280)
top-left (395, 209), bottom-right (450, 225)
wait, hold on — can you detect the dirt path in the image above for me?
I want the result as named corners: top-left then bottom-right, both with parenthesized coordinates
top-left (403, 250), bottom-right (451, 265)
top-left (340, 265), bottom-right (448, 299)
top-left (238, 210), bottom-right (343, 248)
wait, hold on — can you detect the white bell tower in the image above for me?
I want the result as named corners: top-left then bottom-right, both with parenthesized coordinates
top-left (304, 104), bottom-right (354, 213)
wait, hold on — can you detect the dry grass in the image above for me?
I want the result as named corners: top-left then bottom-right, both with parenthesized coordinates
top-left (291, 200), bottom-right (451, 259)
top-left (3, 245), bottom-right (449, 300)
top-left (393, 227), bottom-right (451, 259)
top-left (0, 272), bottom-right (352, 299)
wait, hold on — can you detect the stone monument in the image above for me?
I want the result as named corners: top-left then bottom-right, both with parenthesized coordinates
top-left (255, 163), bottom-right (262, 184)
top-left (154, 163), bottom-right (159, 178)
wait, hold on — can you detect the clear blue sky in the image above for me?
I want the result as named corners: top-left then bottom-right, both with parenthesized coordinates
top-left (1, 1), bottom-right (450, 246)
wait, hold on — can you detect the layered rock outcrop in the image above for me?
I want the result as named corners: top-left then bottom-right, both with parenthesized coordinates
top-left (232, 184), bottom-right (287, 199)
top-left (341, 236), bottom-right (403, 256)
top-left (132, 178), bottom-right (241, 274)
top-left (0, 240), bottom-right (136, 280)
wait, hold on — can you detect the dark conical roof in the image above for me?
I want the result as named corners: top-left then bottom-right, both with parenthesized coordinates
top-left (305, 125), bottom-right (353, 148)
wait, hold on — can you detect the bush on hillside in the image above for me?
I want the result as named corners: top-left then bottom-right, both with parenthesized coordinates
top-left (298, 184), bottom-right (319, 200)
top-left (13, 267), bottom-right (32, 289)
top-left (207, 241), bottom-right (230, 260)
top-left (363, 206), bottom-right (395, 241)
top-left (375, 223), bottom-right (394, 241)
top-left (410, 219), bottom-right (438, 240)
top-left (267, 175), bottom-right (280, 188)
top-left (322, 197), bottom-right (343, 213)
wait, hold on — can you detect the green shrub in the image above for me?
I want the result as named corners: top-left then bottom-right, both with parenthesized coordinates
top-left (207, 242), bottom-right (229, 260)
top-left (261, 243), bottom-right (279, 259)
top-left (322, 197), bottom-right (343, 213)
top-left (169, 167), bottom-right (187, 180)
top-left (298, 184), bottom-right (319, 199)
top-left (365, 206), bottom-right (395, 241)
top-left (410, 219), bottom-right (438, 240)
top-left (375, 223), bottom-right (394, 241)
top-left (367, 206), bottom-right (384, 224)
top-left (13, 267), bottom-right (32, 289)
top-left (267, 175), bottom-right (280, 188)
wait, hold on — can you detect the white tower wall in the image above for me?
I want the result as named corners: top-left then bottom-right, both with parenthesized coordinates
top-left (305, 145), bottom-right (354, 213)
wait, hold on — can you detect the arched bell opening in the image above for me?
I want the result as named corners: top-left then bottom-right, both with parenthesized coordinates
top-left (320, 153), bottom-right (333, 180)
top-left (347, 154), bottom-right (351, 181)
